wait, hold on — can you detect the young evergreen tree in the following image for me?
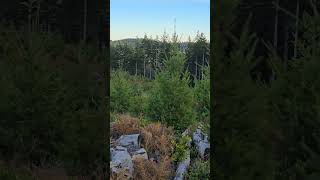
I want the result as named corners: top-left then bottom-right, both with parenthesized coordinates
top-left (147, 50), bottom-right (195, 132)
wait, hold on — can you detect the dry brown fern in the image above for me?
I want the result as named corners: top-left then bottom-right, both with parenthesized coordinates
top-left (141, 122), bottom-right (174, 157)
top-left (111, 114), bottom-right (141, 139)
top-left (133, 157), bottom-right (172, 180)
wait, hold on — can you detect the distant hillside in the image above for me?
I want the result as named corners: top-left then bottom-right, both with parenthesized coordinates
top-left (110, 38), bottom-right (190, 52)
top-left (110, 38), bottom-right (143, 47)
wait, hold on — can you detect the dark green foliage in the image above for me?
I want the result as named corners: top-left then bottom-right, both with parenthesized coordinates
top-left (213, 1), bottom-right (320, 180)
top-left (269, 11), bottom-right (320, 180)
top-left (213, 15), bottom-right (276, 180)
top-left (110, 70), bottom-right (133, 113)
top-left (110, 32), bottom-right (209, 81)
top-left (127, 76), bottom-right (150, 116)
top-left (186, 159), bottom-right (210, 180)
top-left (0, 28), bottom-right (106, 175)
top-left (146, 51), bottom-right (196, 132)
top-left (0, 166), bottom-right (34, 180)
top-left (194, 66), bottom-right (210, 121)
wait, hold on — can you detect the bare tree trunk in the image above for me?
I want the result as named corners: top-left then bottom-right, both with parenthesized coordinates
top-left (202, 51), bottom-right (205, 79)
top-left (294, 0), bottom-right (300, 59)
top-left (284, 25), bottom-right (289, 71)
top-left (195, 56), bottom-right (198, 79)
top-left (36, 1), bottom-right (41, 32)
top-left (149, 67), bottom-right (152, 79)
top-left (28, 5), bottom-right (32, 33)
top-left (309, 0), bottom-right (319, 16)
top-left (274, 0), bottom-right (279, 49)
top-left (83, 0), bottom-right (87, 42)
top-left (135, 61), bottom-right (138, 76)
top-left (144, 59), bottom-right (146, 78)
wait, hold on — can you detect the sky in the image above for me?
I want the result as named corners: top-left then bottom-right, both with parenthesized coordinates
top-left (110, 0), bottom-right (210, 42)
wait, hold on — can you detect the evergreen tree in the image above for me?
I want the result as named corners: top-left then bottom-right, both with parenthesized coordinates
top-left (147, 50), bottom-right (195, 132)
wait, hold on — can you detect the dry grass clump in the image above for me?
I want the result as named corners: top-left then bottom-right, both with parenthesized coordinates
top-left (110, 168), bottom-right (131, 180)
top-left (111, 114), bottom-right (141, 139)
top-left (141, 122), bottom-right (174, 157)
top-left (133, 157), bottom-right (172, 180)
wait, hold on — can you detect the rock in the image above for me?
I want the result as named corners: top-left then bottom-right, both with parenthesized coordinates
top-left (193, 128), bottom-right (210, 159)
top-left (110, 146), bottom-right (134, 179)
top-left (197, 141), bottom-right (210, 159)
top-left (174, 151), bottom-right (191, 180)
top-left (193, 129), bottom-right (204, 143)
top-left (132, 148), bottom-right (148, 161)
top-left (117, 134), bottom-right (141, 149)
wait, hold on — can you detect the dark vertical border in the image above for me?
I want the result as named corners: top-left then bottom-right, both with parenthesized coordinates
top-left (210, 0), bottom-right (215, 179)
top-left (105, 0), bottom-right (111, 178)
top-left (106, 0), bottom-right (110, 179)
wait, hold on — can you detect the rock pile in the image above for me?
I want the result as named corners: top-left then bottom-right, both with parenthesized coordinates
top-left (110, 128), bottom-right (210, 179)
top-left (110, 134), bottom-right (148, 179)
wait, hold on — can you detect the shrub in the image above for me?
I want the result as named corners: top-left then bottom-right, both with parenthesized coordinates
top-left (146, 51), bottom-right (196, 132)
top-left (185, 159), bottom-right (210, 180)
top-left (194, 66), bottom-right (210, 121)
top-left (128, 85), bottom-right (148, 117)
top-left (110, 70), bottom-right (133, 113)
top-left (172, 135), bottom-right (191, 162)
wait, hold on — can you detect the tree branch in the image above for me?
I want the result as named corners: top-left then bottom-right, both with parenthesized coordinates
top-left (272, 1), bottom-right (296, 19)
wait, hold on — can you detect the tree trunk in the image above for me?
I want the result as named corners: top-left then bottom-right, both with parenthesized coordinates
top-left (144, 59), bottom-right (146, 78)
top-left (195, 56), bottom-right (198, 79)
top-left (36, 1), bottom-right (41, 32)
top-left (294, 0), bottom-right (299, 59)
top-left (202, 51), bottom-right (205, 79)
top-left (83, 0), bottom-right (87, 43)
top-left (274, 0), bottom-right (279, 49)
top-left (135, 61), bottom-right (138, 76)
top-left (149, 67), bottom-right (152, 79)
top-left (309, 0), bottom-right (319, 16)
top-left (28, 5), bottom-right (31, 33)
top-left (284, 25), bottom-right (289, 71)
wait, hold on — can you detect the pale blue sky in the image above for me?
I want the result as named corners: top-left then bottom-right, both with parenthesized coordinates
top-left (110, 0), bottom-right (210, 42)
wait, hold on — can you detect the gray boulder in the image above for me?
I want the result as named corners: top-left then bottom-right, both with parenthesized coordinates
top-left (110, 146), bottom-right (134, 179)
top-left (117, 134), bottom-right (141, 149)
top-left (174, 152), bottom-right (190, 180)
top-left (132, 148), bottom-right (148, 161)
top-left (193, 129), bottom-right (210, 159)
